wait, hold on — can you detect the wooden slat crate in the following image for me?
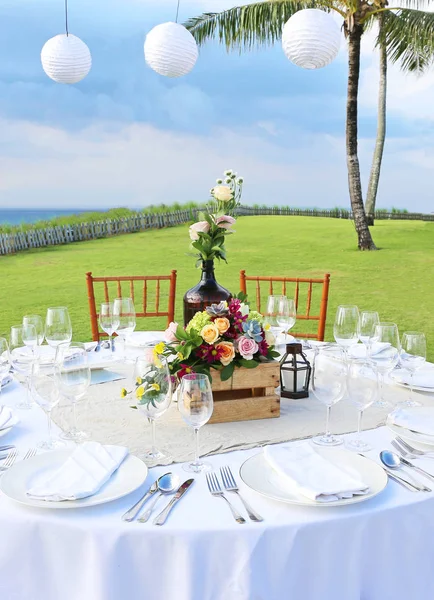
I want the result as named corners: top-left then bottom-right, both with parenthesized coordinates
top-left (208, 361), bottom-right (280, 424)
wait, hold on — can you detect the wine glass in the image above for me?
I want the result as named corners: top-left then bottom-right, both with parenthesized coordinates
top-left (276, 296), bottom-right (297, 346)
top-left (400, 331), bottom-right (426, 408)
top-left (45, 307), bottom-right (72, 349)
top-left (23, 315), bottom-right (45, 346)
top-left (358, 311), bottom-right (380, 357)
top-left (55, 342), bottom-right (90, 441)
top-left (22, 323), bottom-right (37, 355)
top-left (265, 295), bottom-right (286, 345)
top-left (333, 305), bottom-right (360, 362)
top-left (99, 302), bottom-right (117, 352)
top-left (178, 373), bottom-right (214, 473)
top-left (9, 325), bottom-right (34, 410)
top-left (369, 322), bottom-right (400, 408)
top-left (346, 360), bottom-right (378, 452)
top-left (310, 346), bottom-right (346, 446)
top-left (0, 338), bottom-right (10, 400)
top-left (113, 297), bottom-right (136, 356)
top-left (31, 362), bottom-right (63, 450)
top-left (134, 355), bottom-right (172, 462)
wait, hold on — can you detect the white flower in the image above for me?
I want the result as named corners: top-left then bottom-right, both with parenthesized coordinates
top-left (225, 178), bottom-right (232, 184)
top-left (239, 303), bottom-right (250, 317)
top-left (265, 329), bottom-right (275, 346)
top-left (224, 170), bottom-right (233, 177)
top-left (237, 177), bottom-right (244, 184)
top-left (216, 179), bottom-right (223, 184)
top-left (189, 221), bottom-right (210, 241)
top-left (213, 185), bottom-right (233, 202)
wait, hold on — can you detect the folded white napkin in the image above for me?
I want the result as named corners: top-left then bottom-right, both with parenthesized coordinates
top-left (27, 442), bottom-right (128, 502)
top-left (0, 405), bottom-right (19, 431)
top-left (264, 443), bottom-right (370, 503)
top-left (350, 342), bottom-right (390, 359)
top-left (127, 332), bottom-right (165, 348)
top-left (389, 407), bottom-right (434, 436)
top-left (392, 369), bottom-right (434, 389)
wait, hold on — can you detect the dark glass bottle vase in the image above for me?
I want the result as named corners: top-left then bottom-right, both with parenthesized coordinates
top-left (183, 260), bottom-right (231, 325)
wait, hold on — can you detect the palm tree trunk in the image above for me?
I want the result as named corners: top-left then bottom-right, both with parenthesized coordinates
top-left (365, 15), bottom-right (387, 226)
top-left (346, 24), bottom-right (377, 250)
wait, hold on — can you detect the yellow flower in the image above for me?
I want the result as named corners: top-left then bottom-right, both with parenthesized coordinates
top-left (135, 386), bottom-right (145, 399)
top-left (120, 388), bottom-right (128, 398)
top-left (136, 377), bottom-right (143, 386)
top-left (214, 317), bottom-right (230, 335)
top-left (264, 323), bottom-right (271, 331)
top-left (201, 323), bottom-right (220, 345)
top-left (176, 352), bottom-right (183, 360)
top-left (154, 342), bottom-right (165, 355)
top-left (150, 383), bottom-right (160, 392)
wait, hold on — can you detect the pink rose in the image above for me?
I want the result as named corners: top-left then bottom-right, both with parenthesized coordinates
top-left (164, 321), bottom-right (178, 342)
top-left (215, 215), bottom-right (236, 230)
top-left (189, 221), bottom-right (210, 241)
top-left (237, 335), bottom-right (259, 360)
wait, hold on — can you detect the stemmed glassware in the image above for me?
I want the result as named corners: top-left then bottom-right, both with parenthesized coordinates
top-left (9, 325), bottom-right (34, 410)
top-left (22, 323), bottom-right (38, 355)
top-left (178, 373), bottom-right (214, 473)
top-left (23, 315), bottom-right (45, 347)
top-left (358, 311), bottom-right (380, 357)
top-left (369, 322), bottom-right (400, 408)
top-left (55, 342), bottom-right (90, 441)
top-left (45, 307), bottom-right (72, 349)
top-left (0, 337), bottom-right (10, 400)
top-left (265, 295), bottom-right (286, 344)
top-left (113, 297), bottom-right (136, 356)
top-left (31, 361), bottom-right (63, 450)
top-left (134, 354), bottom-right (172, 462)
top-left (99, 302), bottom-right (117, 352)
top-left (310, 346), bottom-right (346, 446)
top-left (276, 296), bottom-right (297, 346)
top-left (346, 360), bottom-right (378, 452)
top-left (333, 305), bottom-right (360, 362)
top-left (400, 331), bottom-right (426, 407)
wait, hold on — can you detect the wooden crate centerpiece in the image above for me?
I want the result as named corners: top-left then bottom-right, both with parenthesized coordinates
top-left (208, 361), bottom-right (280, 424)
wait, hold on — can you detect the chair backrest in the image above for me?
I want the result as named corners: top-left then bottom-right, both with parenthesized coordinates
top-left (239, 270), bottom-right (331, 341)
top-left (86, 271), bottom-right (177, 341)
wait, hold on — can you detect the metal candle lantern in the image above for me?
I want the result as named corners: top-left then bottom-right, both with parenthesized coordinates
top-left (280, 343), bottom-right (312, 399)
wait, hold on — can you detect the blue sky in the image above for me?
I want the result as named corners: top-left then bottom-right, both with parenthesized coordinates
top-left (0, 0), bottom-right (433, 211)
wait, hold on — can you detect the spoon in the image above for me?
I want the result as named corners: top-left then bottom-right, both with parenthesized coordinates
top-left (380, 451), bottom-right (431, 492)
top-left (138, 473), bottom-right (181, 523)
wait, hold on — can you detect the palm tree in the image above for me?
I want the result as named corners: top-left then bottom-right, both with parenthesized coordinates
top-left (185, 1), bottom-right (434, 250)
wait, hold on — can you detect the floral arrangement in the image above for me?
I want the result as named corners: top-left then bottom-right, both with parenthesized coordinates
top-left (160, 298), bottom-right (279, 383)
top-left (189, 169), bottom-right (243, 267)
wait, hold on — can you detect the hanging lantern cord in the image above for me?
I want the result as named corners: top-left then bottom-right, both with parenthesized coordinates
top-left (175, 0), bottom-right (181, 23)
top-left (65, 0), bottom-right (69, 36)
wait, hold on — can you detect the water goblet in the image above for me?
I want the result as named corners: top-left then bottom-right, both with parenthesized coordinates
top-left (31, 362), bottom-right (64, 450)
top-left (10, 325), bottom-right (34, 410)
top-left (99, 302), bottom-right (116, 352)
top-left (265, 295), bottom-right (286, 345)
top-left (0, 337), bottom-right (10, 400)
top-left (369, 322), bottom-right (400, 409)
top-left (23, 315), bottom-right (45, 346)
top-left (45, 307), bottom-right (72, 349)
top-left (346, 360), bottom-right (378, 452)
top-left (178, 373), bottom-right (214, 473)
top-left (113, 297), bottom-right (136, 357)
top-left (333, 305), bottom-right (360, 363)
top-left (276, 296), bottom-right (297, 346)
top-left (134, 354), bottom-right (172, 462)
top-left (55, 342), bottom-right (90, 442)
top-left (310, 346), bottom-right (346, 446)
top-left (22, 323), bottom-right (38, 356)
top-left (400, 331), bottom-right (426, 407)
top-left (358, 311), bottom-right (380, 357)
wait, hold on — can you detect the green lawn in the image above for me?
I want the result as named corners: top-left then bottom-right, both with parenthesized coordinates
top-left (1, 216), bottom-right (433, 359)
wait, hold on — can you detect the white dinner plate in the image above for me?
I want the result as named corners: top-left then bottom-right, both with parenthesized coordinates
top-left (389, 369), bottom-right (434, 393)
top-left (240, 446), bottom-right (388, 507)
top-left (386, 415), bottom-right (434, 448)
top-left (126, 332), bottom-right (165, 348)
top-left (16, 346), bottom-right (117, 371)
top-left (0, 450), bottom-right (148, 509)
top-left (0, 425), bottom-right (13, 439)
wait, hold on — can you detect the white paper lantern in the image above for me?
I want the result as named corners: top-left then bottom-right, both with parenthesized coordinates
top-left (41, 33), bottom-right (92, 84)
top-left (144, 22), bottom-right (198, 78)
top-left (282, 9), bottom-right (341, 70)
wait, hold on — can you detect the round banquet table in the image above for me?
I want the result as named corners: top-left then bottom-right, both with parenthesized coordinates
top-left (1, 350), bottom-right (434, 599)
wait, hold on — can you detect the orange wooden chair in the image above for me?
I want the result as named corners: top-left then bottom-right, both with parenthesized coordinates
top-left (239, 271), bottom-right (331, 341)
top-left (86, 271), bottom-right (177, 341)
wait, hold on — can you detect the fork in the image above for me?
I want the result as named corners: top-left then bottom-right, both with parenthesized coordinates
top-left (206, 472), bottom-right (246, 524)
top-left (0, 449), bottom-right (18, 473)
top-left (220, 466), bottom-right (263, 522)
top-left (23, 448), bottom-right (37, 461)
top-left (395, 436), bottom-right (434, 459)
top-left (392, 440), bottom-right (434, 483)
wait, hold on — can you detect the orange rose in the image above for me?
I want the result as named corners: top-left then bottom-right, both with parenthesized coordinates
top-left (214, 317), bottom-right (230, 335)
top-left (216, 341), bottom-right (235, 366)
top-left (201, 323), bottom-right (220, 345)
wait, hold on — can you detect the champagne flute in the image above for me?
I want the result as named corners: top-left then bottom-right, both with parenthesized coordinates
top-left (10, 325), bottom-right (34, 410)
top-left (22, 323), bottom-right (37, 355)
top-left (369, 322), bottom-right (400, 408)
top-left (310, 347), bottom-right (346, 446)
top-left (55, 342), bottom-right (90, 441)
top-left (400, 331), bottom-right (426, 407)
top-left (45, 307), bottom-right (72, 349)
top-left (23, 315), bottom-right (45, 346)
top-left (31, 362), bottom-right (64, 450)
top-left (333, 305), bottom-right (360, 362)
top-left (276, 296), bottom-right (297, 346)
top-left (358, 311), bottom-right (380, 357)
top-left (178, 373), bottom-right (214, 473)
top-left (346, 360), bottom-right (378, 452)
top-left (99, 302), bottom-right (117, 352)
top-left (0, 337), bottom-right (10, 400)
top-left (113, 297), bottom-right (136, 356)
top-left (134, 354), bottom-right (172, 462)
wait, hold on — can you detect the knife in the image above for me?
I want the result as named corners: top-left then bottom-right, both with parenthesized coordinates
top-left (154, 479), bottom-right (194, 526)
top-left (122, 478), bottom-right (160, 522)
top-left (383, 467), bottom-right (424, 492)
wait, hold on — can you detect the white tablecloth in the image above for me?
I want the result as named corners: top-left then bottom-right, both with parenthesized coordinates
top-left (2, 375), bottom-right (434, 600)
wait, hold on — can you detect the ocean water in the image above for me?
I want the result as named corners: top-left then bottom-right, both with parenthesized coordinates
top-left (0, 209), bottom-right (91, 226)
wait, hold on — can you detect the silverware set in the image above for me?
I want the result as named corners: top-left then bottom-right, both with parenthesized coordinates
top-left (206, 466), bottom-right (263, 523)
top-left (0, 447), bottom-right (37, 474)
top-left (380, 437), bottom-right (434, 492)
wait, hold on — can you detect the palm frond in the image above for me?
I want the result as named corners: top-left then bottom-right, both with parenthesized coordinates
top-left (184, 0), bottom-right (338, 50)
top-left (377, 8), bottom-right (434, 72)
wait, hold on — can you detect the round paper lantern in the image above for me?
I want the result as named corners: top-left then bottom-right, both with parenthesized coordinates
top-left (144, 22), bottom-right (198, 78)
top-left (41, 33), bottom-right (92, 84)
top-left (282, 9), bottom-right (341, 70)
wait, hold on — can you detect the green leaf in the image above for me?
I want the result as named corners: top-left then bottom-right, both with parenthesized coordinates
top-left (239, 358), bottom-right (259, 369)
top-left (268, 350), bottom-right (281, 359)
top-left (176, 324), bottom-right (188, 341)
top-left (220, 362), bottom-right (235, 381)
